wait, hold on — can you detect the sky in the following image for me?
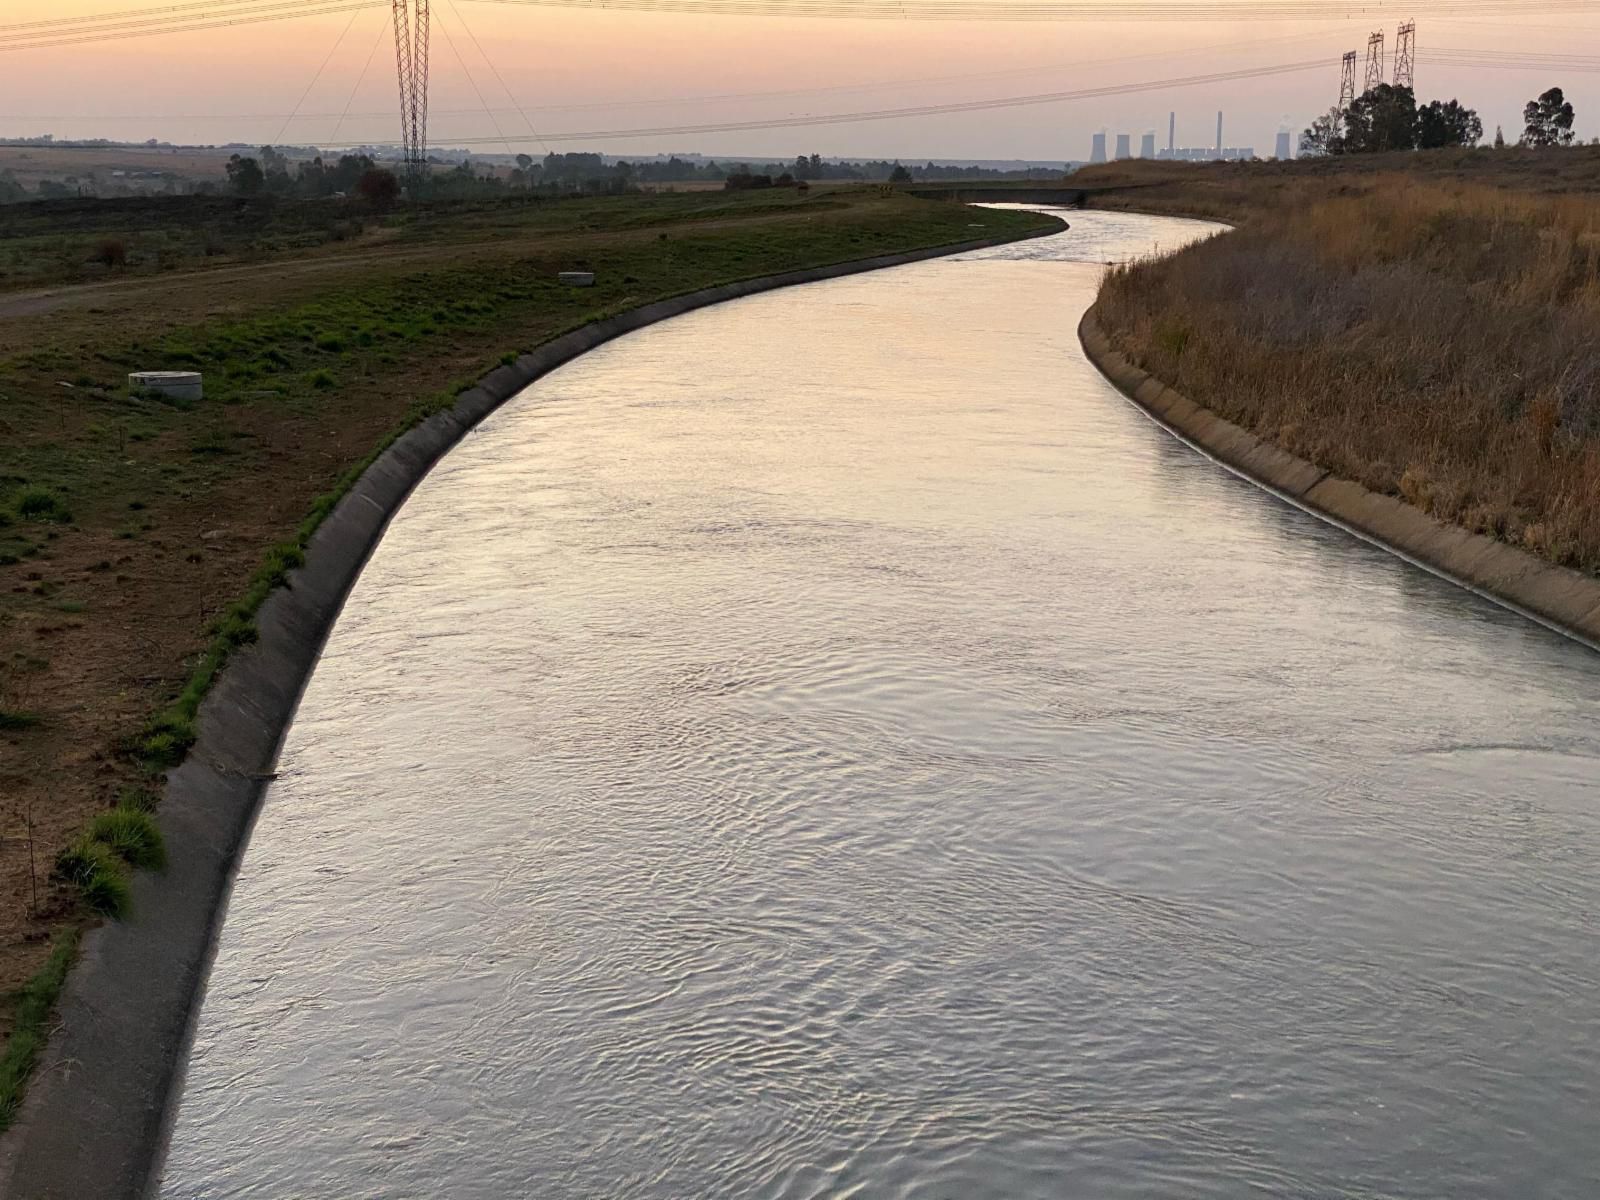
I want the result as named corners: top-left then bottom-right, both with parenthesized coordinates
top-left (3, 1), bottom-right (1598, 162)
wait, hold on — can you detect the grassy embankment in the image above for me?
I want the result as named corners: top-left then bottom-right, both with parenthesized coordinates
top-left (1078, 150), bottom-right (1600, 576)
top-left (0, 184), bottom-right (1058, 1125)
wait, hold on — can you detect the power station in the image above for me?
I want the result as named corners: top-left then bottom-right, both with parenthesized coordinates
top-left (1094, 110), bottom-right (1254, 162)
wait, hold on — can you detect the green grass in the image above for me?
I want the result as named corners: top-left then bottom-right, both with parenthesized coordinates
top-left (53, 840), bottom-right (130, 918)
top-left (0, 930), bottom-right (80, 1133)
top-left (0, 710), bottom-right (41, 731)
top-left (87, 806), bottom-right (166, 871)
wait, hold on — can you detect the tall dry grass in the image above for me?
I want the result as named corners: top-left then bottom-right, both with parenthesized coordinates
top-left (1097, 174), bottom-right (1600, 574)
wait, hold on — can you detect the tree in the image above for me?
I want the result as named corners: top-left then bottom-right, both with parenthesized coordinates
top-left (1416, 99), bottom-right (1483, 149)
top-left (356, 166), bottom-right (400, 209)
top-left (888, 162), bottom-right (912, 183)
top-left (1523, 87), bottom-right (1576, 147)
top-left (1341, 84), bottom-right (1419, 153)
top-left (1494, 124), bottom-right (1506, 149)
top-left (1299, 109), bottom-right (1343, 157)
top-left (225, 154), bottom-right (264, 195)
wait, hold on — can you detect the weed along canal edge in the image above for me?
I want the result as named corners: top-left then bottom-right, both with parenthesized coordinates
top-left (1078, 307), bottom-right (1600, 652)
top-left (0, 217), bottom-right (1063, 1200)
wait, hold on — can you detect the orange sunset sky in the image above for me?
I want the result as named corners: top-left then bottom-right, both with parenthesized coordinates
top-left (3, 1), bottom-right (1598, 161)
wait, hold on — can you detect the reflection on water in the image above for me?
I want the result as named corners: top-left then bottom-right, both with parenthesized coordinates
top-left (160, 210), bottom-right (1600, 1200)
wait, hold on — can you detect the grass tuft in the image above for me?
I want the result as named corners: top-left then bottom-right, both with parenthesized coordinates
top-left (0, 710), bottom-right (42, 731)
top-left (88, 806), bottom-right (166, 872)
top-left (53, 840), bottom-right (131, 918)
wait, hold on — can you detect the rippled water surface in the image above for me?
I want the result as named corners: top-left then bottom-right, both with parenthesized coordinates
top-left (161, 210), bottom-right (1600, 1199)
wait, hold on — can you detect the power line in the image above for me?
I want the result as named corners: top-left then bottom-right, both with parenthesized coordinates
top-left (444, 0), bottom-right (552, 152)
top-left (0, 1), bottom-right (384, 52)
top-left (4, 44), bottom-right (1596, 130)
top-left (11, 0), bottom-right (1600, 49)
top-left (330, 10), bottom-right (393, 145)
top-left (462, 0), bottom-right (1600, 21)
top-left (0, 0), bottom-right (346, 33)
top-left (274, 5), bottom-right (364, 142)
top-left (429, 1), bottom-right (513, 154)
top-left (319, 57), bottom-right (1335, 147)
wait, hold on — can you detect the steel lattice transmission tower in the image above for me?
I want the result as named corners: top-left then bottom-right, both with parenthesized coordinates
top-left (1394, 21), bottom-right (1416, 90)
top-left (1364, 30), bottom-right (1385, 95)
top-left (1339, 50), bottom-right (1358, 110)
top-left (392, 0), bottom-right (430, 183)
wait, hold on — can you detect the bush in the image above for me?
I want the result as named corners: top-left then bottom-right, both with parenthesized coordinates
top-left (91, 238), bottom-right (128, 269)
top-left (15, 489), bottom-right (71, 523)
top-left (357, 168), bottom-right (401, 210)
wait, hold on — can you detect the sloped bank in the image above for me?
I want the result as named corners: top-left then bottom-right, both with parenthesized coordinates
top-left (1079, 308), bottom-right (1600, 652)
top-left (0, 219), bottom-right (1062, 1200)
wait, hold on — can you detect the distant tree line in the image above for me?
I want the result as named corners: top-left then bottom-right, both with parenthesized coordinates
top-left (1301, 84), bottom-right (1580, 156)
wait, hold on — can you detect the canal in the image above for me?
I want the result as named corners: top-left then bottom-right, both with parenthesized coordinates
top-left (159, 210), bottom-right (1600, 1199)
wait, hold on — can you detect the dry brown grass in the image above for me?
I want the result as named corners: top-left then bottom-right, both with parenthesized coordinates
top-left (1097, 167), bottom-right (1600, 574)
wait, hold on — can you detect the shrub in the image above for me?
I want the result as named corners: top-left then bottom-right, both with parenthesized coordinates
top-left (0, 710), bottom-right (41, 731)
top-left (91, 238), bottom-right (128, 269)
top-left (15, 489), bottom-right (71, 524)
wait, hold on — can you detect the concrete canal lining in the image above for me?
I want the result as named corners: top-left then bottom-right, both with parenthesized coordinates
top-left (1079, 308), bottom-right (1600, 653)
top-left (0, 220), bottom-right (1062, 1200)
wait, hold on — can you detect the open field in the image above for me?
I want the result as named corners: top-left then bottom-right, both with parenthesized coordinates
top-left (0, 185), bottom-right (1058, 1124)
top-left (0, 145), bottom-right (238, 191)
top-left (1077, 145), bottom-right (1600, 221)
top-left (1087, 150), bottom-right (1600, 583)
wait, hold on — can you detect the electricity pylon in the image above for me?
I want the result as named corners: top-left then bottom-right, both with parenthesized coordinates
top-left (1364, 30), bottom-right (1385, 95)
top-left (1394, 21), bottom-right (1415, 90)
top-left (1339, 50), bottom-right (1358, 110)
top-left (393, 0), bottom-right (430, 183)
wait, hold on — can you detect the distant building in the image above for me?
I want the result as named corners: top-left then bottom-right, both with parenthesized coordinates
top-left (1090, 132), bottom-right (1107, 164)
top-left (1275, 129), bottom-right (1293, 160)
top-left (1140, 132), bottom-right (1157, 158)
top-left (1114, 133), bottom-right (1132, 160)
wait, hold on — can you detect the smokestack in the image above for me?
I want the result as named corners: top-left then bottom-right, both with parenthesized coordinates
top-left (1216, 111), bottom-right (1224, 155)
top-left (1168, 111), bottom-right (1176, 153)
top-left (1140, 131), bottom-right (1156, 159)
top-left (1090, 131), bottom-right (1107, 164)
top-left (1114, 133), bottom-right (1131, 160)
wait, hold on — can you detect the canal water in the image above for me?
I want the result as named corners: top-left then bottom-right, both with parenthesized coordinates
top-left (159, 210), bottom-right (1600, 1199)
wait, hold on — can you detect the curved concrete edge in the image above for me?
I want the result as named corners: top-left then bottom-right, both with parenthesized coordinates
top-left (0, 219), bottom-right (1064, 1200)
top-left (1078, 307), bottom-right (1600, 653)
